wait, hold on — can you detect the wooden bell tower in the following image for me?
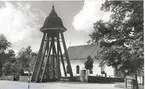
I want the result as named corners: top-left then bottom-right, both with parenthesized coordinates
top-left (31, 5), bottom-right (73, 82)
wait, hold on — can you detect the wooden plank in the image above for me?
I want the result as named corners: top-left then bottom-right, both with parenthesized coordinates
top-left (53, 37), bottom-right (61, 79)
top-left (41, 37), bottom-right (54, 82)
top-left (31, 33), bottom-right (46, 82)
top-left (40, 36), bottom-right (51, 82)
top-left (35, 34), bottom-right (49, 82)
top-left (57, 37), bottom-right (67, 77)
top-left (53, 41), bottom-right (57, 79)
top-left (60, 33), bottom-right (74, 79)
top-left (52, 37), bottom-right (55, 79)
top-left (57, 34), bottom-right (61, 78)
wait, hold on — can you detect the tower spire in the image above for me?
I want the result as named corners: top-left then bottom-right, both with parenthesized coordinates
top-left (49, 2), bottom-right (57, 17)
top-left (52, 2), bottom-right (54, 9)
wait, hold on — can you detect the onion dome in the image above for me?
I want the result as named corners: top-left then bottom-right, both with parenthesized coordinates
top-left (40, 5), bottom-right (67, 33)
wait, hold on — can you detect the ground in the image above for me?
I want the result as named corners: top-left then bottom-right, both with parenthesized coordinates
top-left (0, 80), bottom-right (125, 89)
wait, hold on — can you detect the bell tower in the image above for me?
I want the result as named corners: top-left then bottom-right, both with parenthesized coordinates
top-left (31, 5), bottom-right (73, 82)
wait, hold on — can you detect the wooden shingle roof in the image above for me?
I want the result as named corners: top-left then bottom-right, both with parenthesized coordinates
top-left (67, 44), bottom-right (100, 60)
top-left (40, 5), bottom-right (66, 33)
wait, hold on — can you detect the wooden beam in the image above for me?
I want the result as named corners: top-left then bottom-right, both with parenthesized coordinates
top-left (54, 40), bottom-right (59, 79)
top-left (57, 37), bottom-right (67, 77)
top-left (60, 33), bottom-right (74, 79)
top-left (31, 33), bottom-right (46, 82)
top-left (56, 34), bottom-right (61, 78)
top-left (35, 34), bottom-right (49, 82)
top-left (52, 37), bottom-right (55, 79)
top-left (40, 36), bottom-right (52, 82)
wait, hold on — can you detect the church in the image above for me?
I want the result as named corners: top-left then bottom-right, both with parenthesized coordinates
top-left (60, 43), bottom-right (115, 77)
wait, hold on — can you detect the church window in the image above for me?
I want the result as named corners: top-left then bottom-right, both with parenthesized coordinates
top-left (76, 65), bottom-right (80, 74)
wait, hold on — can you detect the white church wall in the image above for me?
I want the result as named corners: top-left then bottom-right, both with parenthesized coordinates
top-left (90, 62), bottom-right (101, 76)
top-left (60, 59), bottom-right (114, 77)
top-left (104, 65), bottom-right (114, 77)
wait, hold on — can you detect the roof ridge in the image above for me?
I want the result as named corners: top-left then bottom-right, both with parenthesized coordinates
top-left (68, 43), bottom-right (98, 48)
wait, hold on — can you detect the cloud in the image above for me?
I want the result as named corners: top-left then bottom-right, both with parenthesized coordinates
top-left (0, 2), bottom-right (46, 53)
top-left (73, 0), bottom-right (111, 32)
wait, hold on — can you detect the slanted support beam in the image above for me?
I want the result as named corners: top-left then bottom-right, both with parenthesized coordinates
top-left (60, 33), bottom-right (74, 79)
top-left (40, 36), bottom-right (52, 82)
top-left (31, 33), bottom-right (46, 82)
top-left (57, 36), bottom-right (67, 77)
top-left (35, 34), bottom-right (49, 82)
top-left (56, 34), bottom-right (61, 78)
top-left (31, 31), bottom-right (74, 82)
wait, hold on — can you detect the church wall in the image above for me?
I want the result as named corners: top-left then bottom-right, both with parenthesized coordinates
top-left (60, 59), bottom-right (115, 77)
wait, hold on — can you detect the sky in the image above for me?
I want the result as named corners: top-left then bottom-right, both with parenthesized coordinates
top-left (0, 0), bottom-right (111, 54)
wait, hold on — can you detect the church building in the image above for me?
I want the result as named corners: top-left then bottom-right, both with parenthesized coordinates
top-left (60, 43), bottom-right (116, 77)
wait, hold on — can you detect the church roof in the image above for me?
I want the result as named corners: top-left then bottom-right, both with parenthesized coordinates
top-left (67, 44), bottom-right (100, 60)
top-left (40, 5), bottom-right (67, 32)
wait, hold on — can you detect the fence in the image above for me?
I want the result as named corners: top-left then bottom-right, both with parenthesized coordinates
top-left (88, 76), bottom-right (124, 83)
top-left (0, 75), bottom-right (31, 82)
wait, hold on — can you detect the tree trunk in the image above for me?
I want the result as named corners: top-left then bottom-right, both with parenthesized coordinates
top-left (114, 66), bottom-right (117, 77)
top-left (135, 73), bottom-right (139, 89)
top-left (123, 71), bottom-right (127, 88)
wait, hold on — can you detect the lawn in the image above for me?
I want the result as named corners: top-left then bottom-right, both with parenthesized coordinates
top-left (0, 80), bottom-right (125, 89)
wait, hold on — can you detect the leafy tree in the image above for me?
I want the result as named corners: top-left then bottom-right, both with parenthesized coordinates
top-left (17, 46), bottom-right (37, 71)
top-left (29, 52), bottom-right (37, 71)
top-left (0, 34), bottom-right (11, 63)
top-left (0, 34), bottom-right (11, 76)
top-left (89, 1), bottom-right (143, 88)
top-left (84, 55), bottom-right (93, 71)
top-left (0, 35), bottom-right (22, 76)
top-left (0, 34), bottom-right (11, 51)
top-left (2, 49), bottom-right (21, 75)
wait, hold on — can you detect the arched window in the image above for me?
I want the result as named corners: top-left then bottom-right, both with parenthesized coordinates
top-left (76, 65), bottom-right (80, 74)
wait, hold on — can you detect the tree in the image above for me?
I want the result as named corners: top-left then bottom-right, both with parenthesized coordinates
top-left (2, 49), bottom-right (21, 75)
top-left (0, 35), bottom-right (22, 76)
top-left (89, 1), bottom-right (143, 88)
top-left (17, 46), bottom-right (37, 71)
top-left (84, 55), bottom-right (93, 71)
top-left (0, 34), bottom-right (11, 63)
top-left (29, 52), bottom-right (37, 71)
top-left (0, 34), bottom-right (11, 76)
top-left (0, 34), bottom-right (11, 51)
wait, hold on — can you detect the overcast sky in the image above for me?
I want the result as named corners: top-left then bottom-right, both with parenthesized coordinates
top-left (0, 0), bottom-right (111, 53)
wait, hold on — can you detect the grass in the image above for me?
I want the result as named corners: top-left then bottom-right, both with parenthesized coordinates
top-left (115, 83), bottom-right (144, 89)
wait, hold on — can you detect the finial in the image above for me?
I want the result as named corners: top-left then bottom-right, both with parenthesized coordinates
top-left (52, 2), bottom-right (54, 9)
top-left (49, 2), bottom-right (57, 17)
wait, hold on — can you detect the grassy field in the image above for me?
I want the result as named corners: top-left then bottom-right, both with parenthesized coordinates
top-left (115, 83), bottom-right (144, 89)
top-left (0, 80), bottom-right (126, 89)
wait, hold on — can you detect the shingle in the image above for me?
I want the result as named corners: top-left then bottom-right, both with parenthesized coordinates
top-left (67, 44), bottom-right (100, 60)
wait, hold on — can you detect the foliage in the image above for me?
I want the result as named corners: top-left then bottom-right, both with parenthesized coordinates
top-left (0, 35), bottom-right (37, 75)
top-left (2, 49), bottom-right (22, 75)
top-left (0, 34), bottom-right (18, 75)
top-left (3, 45), bottom-right (37, 75)
top-left (89, 0), bottom-right (143, 78)
top-left (3, 59), bottom-right (21, 75)
top-left (84, 55), bottom-right (93, 70)
top-left (0, 34), bottom-right (11, 51)
top-left (17, 46), bottom-right (37, 70)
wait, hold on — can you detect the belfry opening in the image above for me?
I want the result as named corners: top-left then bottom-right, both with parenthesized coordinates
top-left (31, 5), bottom-right (74, 82)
